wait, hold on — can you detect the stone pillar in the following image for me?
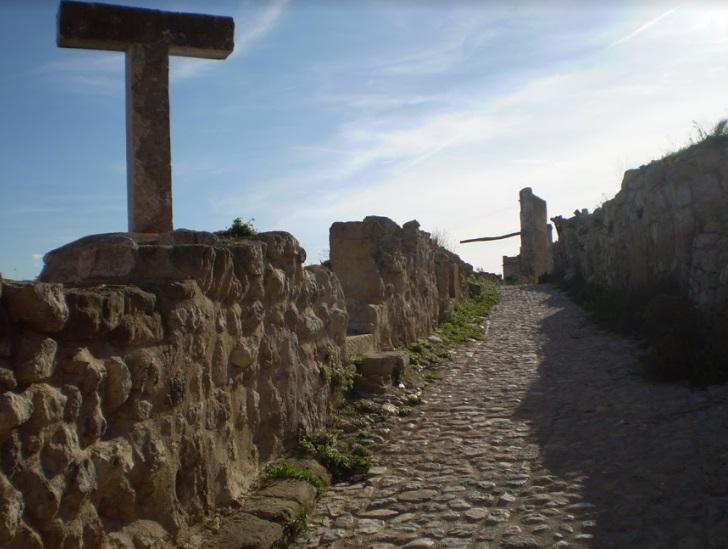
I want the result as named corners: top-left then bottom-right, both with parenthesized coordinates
top-left (126, 42), bottom-right (172, 233)
top-left (518, 188), bottom-right (553, 283)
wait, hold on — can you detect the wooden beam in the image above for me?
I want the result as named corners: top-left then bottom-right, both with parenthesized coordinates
top-left (460, 231), bottom-right (521, 244)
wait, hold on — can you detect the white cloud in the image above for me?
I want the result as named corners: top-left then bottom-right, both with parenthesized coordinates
top-left (239, 3), bottom-right (728, 274)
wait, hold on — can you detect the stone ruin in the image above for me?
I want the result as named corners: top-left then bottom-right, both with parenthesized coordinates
top-left (0, 5), bottom-right (478, 546)
top-left (0, 230), bottom-right (348, 546)
top-left (552, 137), bottom-right (728, 309)
top-left (330, 217), bottom-right (472, 353)
top-left (460, 188), bottom-right (553, 285)
top-left (0, 227), bottom-right (471, 547)
top-left (497, 188), bottom-right (554, 284)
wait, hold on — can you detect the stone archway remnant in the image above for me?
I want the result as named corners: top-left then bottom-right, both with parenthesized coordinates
top-left (57, 1), bottom-right (235, 233)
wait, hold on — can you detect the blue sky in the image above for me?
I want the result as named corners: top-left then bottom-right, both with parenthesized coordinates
top-left (1, 1), bottom-right (727, 280)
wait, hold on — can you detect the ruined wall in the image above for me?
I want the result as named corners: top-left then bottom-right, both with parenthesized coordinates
top-left (329, 216), bottom-right (472, 351)
top-left (0, 230), bottom-right (347, 547)
top-left (502, 256), bottom-right (520, 283)
top-left (519, 188), bottom-right (553, 284)
top-left (553, 139), bottom-right (728, 308)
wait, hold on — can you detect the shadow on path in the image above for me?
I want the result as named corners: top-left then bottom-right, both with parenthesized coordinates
top-left (516, 285), bottom-right (728, 548)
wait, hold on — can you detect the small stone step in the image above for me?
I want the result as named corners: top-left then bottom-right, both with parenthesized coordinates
top-left (354, 351), bottom-right (410, 395)
top-left (204, 512), bottom-right (283, 549)
top-left (345, 333), bottom-right (376, 357)
top-left (257, 479), bottom-right (318, 512)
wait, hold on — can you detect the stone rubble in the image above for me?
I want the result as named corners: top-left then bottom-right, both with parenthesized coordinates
top-left (297, 285), bottom-right (728, 548)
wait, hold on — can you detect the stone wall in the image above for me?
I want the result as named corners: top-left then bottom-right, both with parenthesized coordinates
top-left (329, 216), bottom-right (472, 351)
top-left (0, 230), bottom-right (347, 547)
top-left (553, 139), bottom-right (728, 308)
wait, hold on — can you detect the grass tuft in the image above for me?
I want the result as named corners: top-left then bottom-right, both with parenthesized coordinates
top-left (299, 431), bottom-right (372, 482)
top-left (264, 460), bottom-right (325, 496)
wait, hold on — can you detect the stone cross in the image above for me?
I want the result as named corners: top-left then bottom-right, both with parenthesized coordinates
top-left (57, 1), bottom-right (234, 233)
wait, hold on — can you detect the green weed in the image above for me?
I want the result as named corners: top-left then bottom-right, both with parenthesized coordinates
top-left (264, 460), bottom-right (325, 496)
top-left (406, 278), bottom-right (500, 366)
top-left (285, 506), bottom-right (308, 538)
top-left (299, 432), bottom-right (372, 482)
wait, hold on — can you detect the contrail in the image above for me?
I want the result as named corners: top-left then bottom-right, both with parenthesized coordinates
top-left (607, 6), bottom-right (680, 49)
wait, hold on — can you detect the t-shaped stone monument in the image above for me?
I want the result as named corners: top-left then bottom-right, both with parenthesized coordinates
top-left (57, 1), bottom-right (234, 233)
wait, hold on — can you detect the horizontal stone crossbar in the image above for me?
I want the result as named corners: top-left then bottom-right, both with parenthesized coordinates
top-left (57, 1), bottom-right (234, 59)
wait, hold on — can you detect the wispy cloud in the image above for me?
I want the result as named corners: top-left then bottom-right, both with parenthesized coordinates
top-left (607, 6), bottom-right (680, 48)
top-left (215, 3), bottom-right (728, 274)
top-left (172, 0), bottom-right (288, 80)
top-left (40, 53), bottom-right (122, 95)
top-left (233, 0), bottom-right (288, 57)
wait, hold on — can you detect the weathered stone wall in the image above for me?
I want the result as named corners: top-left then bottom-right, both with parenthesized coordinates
top-left (0, 230), bottom-right (347, 547)
top-left (519, 188), bottom-right (553, 284)
top-left (329, 216), bottom-right (472, 351)
top-left (553, 139), bottom-right (728, 308)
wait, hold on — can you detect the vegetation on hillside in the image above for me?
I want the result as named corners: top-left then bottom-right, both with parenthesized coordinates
top-left (658, 118), bottom-right (728, 163)
top-left (217, 216), bottom-right (256, 238)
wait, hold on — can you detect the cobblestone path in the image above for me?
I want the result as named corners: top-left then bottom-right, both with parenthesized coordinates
top-left (296, 285), bottom-right (728, 548)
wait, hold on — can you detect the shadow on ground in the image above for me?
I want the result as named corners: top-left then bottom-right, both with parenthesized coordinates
top-left (515, 285), bottom-right (728, 548)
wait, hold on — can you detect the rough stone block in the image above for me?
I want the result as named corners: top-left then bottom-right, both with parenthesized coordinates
top-left (345, 334), bottom-right (376, 357)
top-left (354, 351), bottom-right (410, 395)
top-left (242, 495), bottom-right (300, 524)
top-left (205, 511), bottom-right (283, 549)
top-left (3, 282), bottom-right (68, 333)
top-left (14, 334), bottom-right (57, 384)
top-left (288, 458), bottom-right (332, 488)
top-left (27, 384), bottom-right (67, 426)
top-left (257, 479), bottom-right (317, 512)
top-left (104, 357), bottom-right (132, 412)
top-left (0, 392), bottom-right (33, 434)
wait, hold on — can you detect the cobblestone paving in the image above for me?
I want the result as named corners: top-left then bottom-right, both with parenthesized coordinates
top-left (296, 285), bottom-right (728, 548)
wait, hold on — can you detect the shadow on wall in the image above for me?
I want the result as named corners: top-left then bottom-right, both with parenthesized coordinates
top-left (514, 286), bottom-right (728, 547)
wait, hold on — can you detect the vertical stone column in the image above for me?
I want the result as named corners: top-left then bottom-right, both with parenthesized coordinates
top-left (519, 187), bottom-right (553, 283)
top-left (126, 42), bottom-right (172, 233)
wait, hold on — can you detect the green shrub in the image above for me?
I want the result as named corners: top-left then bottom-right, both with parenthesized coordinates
top-left (218, 217), bottom-right (256, 238)
top-left (299, 431), bottom-right (371, 482)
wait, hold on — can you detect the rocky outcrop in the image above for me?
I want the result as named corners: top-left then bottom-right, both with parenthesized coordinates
top-left (330, 217), bottom-right (472, 351)
top-left (0, 230), bottom-right (347, 547)
top-left (553, 139), bottom-right (728, 308)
